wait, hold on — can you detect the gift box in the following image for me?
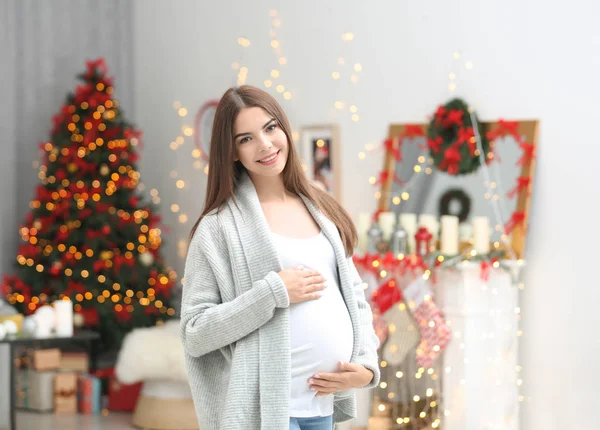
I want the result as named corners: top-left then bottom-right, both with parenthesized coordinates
top-left (16, 370), bottom-right (55, 411)
top-left (60, 352), bottom-right (89, 373)
top-left (54, 372), bottom-right (78, 414)
top-left (78, 374), bottom-right (101, 414)
top-left (29, 371), bottom-right (55, 411)
top-left (108, 377), bottom-right (142, 411)
top-left (31, 348), bottom-right (61, 371)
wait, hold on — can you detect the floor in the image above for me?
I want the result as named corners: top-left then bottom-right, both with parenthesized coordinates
top-left (8, 412), bottom-right (354, 430)
top-left (9, 411), bottom-right (136, 430)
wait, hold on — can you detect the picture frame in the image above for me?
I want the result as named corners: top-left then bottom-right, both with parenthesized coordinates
top-left (299, 124), bottom-right (341, 202)
top-left (378, 120), bottom-right (539, 259)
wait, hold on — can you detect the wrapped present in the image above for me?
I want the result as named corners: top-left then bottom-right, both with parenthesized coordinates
top-left (31, 348), bottom-right (61, 371)
top-left (78, 374), bottom-right (101, 414)
top-left (16, 370), bottom-right (55, 411)
top-left (29, 370), bottom-right (55, 411)
top-left (108, 377), bottom-right (142, 411)
top-left (54, 372), bottom-right (78, 414)
top-left (60, 352), bottom-right (89, 373)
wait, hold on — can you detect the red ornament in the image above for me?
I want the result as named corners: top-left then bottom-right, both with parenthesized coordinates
top-left (102, 225), bottom-right (111, 235)
top-left (414, 227), bottom-right (433, 257)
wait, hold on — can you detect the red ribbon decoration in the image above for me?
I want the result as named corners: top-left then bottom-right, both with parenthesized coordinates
top-left (375, 170), bottom-right (405, 186)
top-left (480, 257), bottom-right (499, 282)
top-left (486, 120), bottom-right (520, 142)
top-left (507, 176), bottom-right (531, 199)
top-left (427, 136), bottom-right (443, 153)
top-left (456, 126), bottom-right (477, 156)
top-left (443, 109), bottom-right (464, 128)
top-left (504, 211), bottom-right (526, 235)
top-left (517, 142), bottom-right (535, 165)
top-left (383, 137), bottom-right (402, 162)
top-left (403, 125), bottom-right (426, 137)
top-left (439, 147), bottom-right (461, 175)
top-left (498, 119), bottom-right (520, 140)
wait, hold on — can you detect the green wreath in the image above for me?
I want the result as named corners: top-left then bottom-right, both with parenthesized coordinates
top-left (427, 98), bottom-right (491, 176)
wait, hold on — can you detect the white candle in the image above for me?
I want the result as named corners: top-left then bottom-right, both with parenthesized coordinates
top-left (399, 213), bottom-right (417, 254)
top-left (378, 212), bottom-right (396, 241)
top-left (356, 212), bottom-right (372, 253)
top-left (418, 214), bottom-right (439, 240)
top-left (473, 216), bottom-right (490, 254)
top-left (440, 215), bottom-right (459, 255)
top-left (54, 298), bottom-right (74, 337)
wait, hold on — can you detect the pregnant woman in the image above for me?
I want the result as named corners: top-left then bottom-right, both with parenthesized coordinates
top-left (181, 85), bottom-right (381, 430)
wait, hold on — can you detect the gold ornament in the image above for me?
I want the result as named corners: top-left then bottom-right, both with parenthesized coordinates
top-left (100, 165), bottom-right (110, 176)
top-left (33, 219), bottom-right (42, 230)
top-left (67, 163), bottom-right (78, 173)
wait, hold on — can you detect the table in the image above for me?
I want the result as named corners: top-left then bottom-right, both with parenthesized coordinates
top-left (0, 330), bottom-right (100, 430)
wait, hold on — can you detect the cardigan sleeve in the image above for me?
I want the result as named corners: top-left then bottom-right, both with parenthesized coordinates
top-left (180, 221), bottom-right (289, 358)
top-left (347, 256), bottom-right (381, 389)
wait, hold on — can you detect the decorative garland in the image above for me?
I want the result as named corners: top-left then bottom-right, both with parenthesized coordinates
top-left (427, 98), bottom-right (491, 175)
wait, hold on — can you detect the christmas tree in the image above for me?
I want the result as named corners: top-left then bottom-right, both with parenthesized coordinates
top-left (1, 58), bottom-right (177, 350)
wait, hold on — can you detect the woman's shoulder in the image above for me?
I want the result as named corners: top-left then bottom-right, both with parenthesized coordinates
top-left (190, 204), bottom-right (234, 247)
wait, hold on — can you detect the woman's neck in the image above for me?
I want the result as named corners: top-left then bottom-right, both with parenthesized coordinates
top-left (249, 173), bottom-right (289, 203)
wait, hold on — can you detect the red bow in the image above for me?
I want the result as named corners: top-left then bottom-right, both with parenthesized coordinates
top-left (443, 109), bottom-right (464, 128)
top-left (457, 126), bottom-right (477, 156)
top-left (517, 142), bottom-right (535, 165)
top-left (439, 147), bottom-right (461, 175)
top-left (507, 176), bottom-right (531, 199)
top-left (383, 138), bottom-right (402, 161)
top-left (505, 211), bottom-right (526, 235)
top-left (375, 170), bottom-right (405, 186)
top-left (403, 125), bottom-right (426, 137)
top-left (427, 136), bottom-right (443, 153)
top-left (382, 251), bottom-right (400, 270)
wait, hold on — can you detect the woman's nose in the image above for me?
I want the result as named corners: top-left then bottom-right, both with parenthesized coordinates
top-left (258, 135), bottom-right (273, 151)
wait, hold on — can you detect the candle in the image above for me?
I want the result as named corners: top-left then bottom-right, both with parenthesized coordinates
top-left (440, 215), bottom-right (459, 255)
top-left (356, 212), bottom-right (372, 253)
top-left (473, 216), bottom-right (490, 254)
top-left (54, 298), bottom-right (74, 337)
top-left (378, 212), bottom-right (396, 241)
top-left (399, 213), bottom-right (417, 254)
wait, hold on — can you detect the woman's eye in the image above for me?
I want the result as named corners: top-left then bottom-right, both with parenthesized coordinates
top-left (240, 136), bottom-right (251, 144)
top-left (267, 124), bottom-right (277, 132)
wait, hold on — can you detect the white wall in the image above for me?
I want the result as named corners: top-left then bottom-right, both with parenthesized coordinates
top-left (133, 0), bottom-right (600, 428)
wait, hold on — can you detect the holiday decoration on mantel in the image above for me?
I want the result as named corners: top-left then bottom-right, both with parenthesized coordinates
top-left (1, 58), bottom-right (177, 350)
top-left (427, 98), bottom-right (491, 175)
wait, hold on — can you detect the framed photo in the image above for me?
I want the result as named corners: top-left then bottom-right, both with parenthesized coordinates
top-left (299, 124), bottom-right (341, 202)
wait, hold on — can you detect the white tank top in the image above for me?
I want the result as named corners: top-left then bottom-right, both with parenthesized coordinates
top-left (271, 231), bottom-right (354, 417)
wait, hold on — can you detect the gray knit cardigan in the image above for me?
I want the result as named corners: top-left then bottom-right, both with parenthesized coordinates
top-left (180, 172), bottom-right (381, 429)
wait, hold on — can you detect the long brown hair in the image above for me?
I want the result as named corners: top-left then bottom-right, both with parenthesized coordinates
top-left (189, 85), bottom-right (357, 256)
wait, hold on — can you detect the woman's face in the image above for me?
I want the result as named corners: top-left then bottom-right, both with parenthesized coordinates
top-left (233, 107), bottom-right (289, 178)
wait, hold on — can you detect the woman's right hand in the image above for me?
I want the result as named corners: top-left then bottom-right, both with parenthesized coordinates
top-left (277, 267), bottom-right (327, 304)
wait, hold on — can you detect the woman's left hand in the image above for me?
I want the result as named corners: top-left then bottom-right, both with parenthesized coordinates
top-left (308, 361), bottom-right (374, 396)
